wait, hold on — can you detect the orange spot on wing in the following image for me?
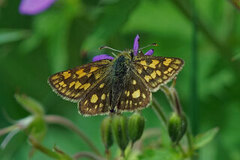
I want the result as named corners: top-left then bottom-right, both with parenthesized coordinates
top-left (62, 71), bottom-right (71, 79)
top-left (80, 83), bottom-right (91, 90)
top-left (149, 60), bottom-right (159, 68)
top-left (163, 58), bottom-right (172, 66)
top-left (90, 67), bottom-right (99, 72)
top-left (76, 69), bottom-right (87, 78)
top-left (51, 75), bottom-right (59, 80)
top-left (75, 81), bottom-right (82, 89)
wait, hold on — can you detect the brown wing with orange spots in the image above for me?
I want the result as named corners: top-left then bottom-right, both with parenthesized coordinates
top-left (78, 75), bottom-right (112, 116)
top-left (48, 59), bottom-right (112, 102)
top-left (132, 55), bottom-right (184, 92)
top-left (117, 70), bottom-right (151, 112)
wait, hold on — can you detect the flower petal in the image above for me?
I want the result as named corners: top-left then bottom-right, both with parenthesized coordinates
top-left (133, 34), bottom-right (140, 56)
top-left (19, 0), bottom-right (56, 15)
top-left (92, 54), bottom-right (114, 62)
top-left (145, 49), bottom-right (154, 56)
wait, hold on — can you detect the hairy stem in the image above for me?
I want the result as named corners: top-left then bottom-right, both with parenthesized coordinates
top-left (44, 115), bottom-right (102, 156)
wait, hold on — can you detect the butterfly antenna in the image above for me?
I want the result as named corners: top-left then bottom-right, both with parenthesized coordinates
top-left (111, 52), bottom-right (117, 57)
top-left (99, 46), bottom-right (122, 53)
top-left (139, 43), bottom-right (158, 50)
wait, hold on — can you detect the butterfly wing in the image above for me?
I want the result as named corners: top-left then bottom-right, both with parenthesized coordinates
top-left (117, 69), bottom-right (151, 112)
top-left (48, 59), bottom-right (112, 102)
top-left (132, 55), bottom-right (184, 91)
top-left (78, 75), bottom-right (112, 116)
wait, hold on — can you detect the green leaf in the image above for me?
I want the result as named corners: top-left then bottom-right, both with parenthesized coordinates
top-left (194, 127), bottom-right (219, 149)
top-left (15, 94), bottom-right (44, 116)
top-left (0, 29), bottom-right (29, 45)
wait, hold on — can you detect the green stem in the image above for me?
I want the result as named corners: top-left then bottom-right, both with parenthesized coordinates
top-left (172, 89), bottom-right (182, 116)
top-left (189, 0), bottom-right (199, 137)
top-left (29, 137), bottom-right (60, 159)
top-left (44, 115), bottom-right (102, 156)
top-left (177, 143), bottom-right (186, 157)
top-left (0, 125), bottom-right (20, 136)
top-left (161, 85), bottom-right (182, 116)
top-left (152, 97), bottom-right (167, 125)
top-left (161, 85), bottom-right (176, 111)
top-left (73, 152), bottom-right (105, 160)
top-left (186, 129), bottom-right (194, 156)
top-left (105, 149), bottom-right (111, 160)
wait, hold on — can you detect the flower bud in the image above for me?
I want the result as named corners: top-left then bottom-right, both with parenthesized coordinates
top-left (128, 113), bottom-right (145, 143)
top-left (112, 115), bottom-right (129, 152)
top-left (101, 116), bottom-right (113, 150)
top-left (168, 113), bottom-right (187, 144)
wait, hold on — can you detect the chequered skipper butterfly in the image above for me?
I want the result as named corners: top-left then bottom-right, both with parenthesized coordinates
top-left (48, 36), bottom-right (184, 116)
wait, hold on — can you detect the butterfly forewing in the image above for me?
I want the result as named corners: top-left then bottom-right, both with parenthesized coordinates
top-left (48, 60), bottom-right (112, 102)
top-left (78, 75), bottom-right (112, 115)
top-left (132, 56), bottom-right (184, 91)
top-left (117, 70), bottom-right (151, 111)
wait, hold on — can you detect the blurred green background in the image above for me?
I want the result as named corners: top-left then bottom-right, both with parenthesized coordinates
top-left (0, 0), bottom-right (240, 159)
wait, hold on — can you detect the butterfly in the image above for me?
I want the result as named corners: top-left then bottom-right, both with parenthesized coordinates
top-left (48, 35), bottom-right (184, 116)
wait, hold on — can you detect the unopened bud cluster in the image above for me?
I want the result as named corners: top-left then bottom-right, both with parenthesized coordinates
top-left (101, 112), bottom-right (145, 153)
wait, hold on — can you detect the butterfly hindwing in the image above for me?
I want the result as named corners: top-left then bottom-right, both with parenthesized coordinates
top-left (78, 75), bottom-right (112, 116)
top-left (117, 70), bottom-right (151, 112)
top-left (48, 60), bottom-right (112, 102)
top-left (133, 55), bottom-right (184, 91)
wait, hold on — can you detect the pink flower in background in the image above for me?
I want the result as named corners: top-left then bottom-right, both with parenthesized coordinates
top-left (19, 0), bottom-right (56, 15)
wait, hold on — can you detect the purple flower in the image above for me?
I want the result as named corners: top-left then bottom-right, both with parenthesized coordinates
top-left (145, 49), bottom-right (154, 56)
top-left (133, 34), bottom-right (140, 56)
top-left (19, 0), bottom-right (56, 15)
top-left (92, 54), bottom-right (115, 62)
top-left (92, 35), bottom-right (154, 62)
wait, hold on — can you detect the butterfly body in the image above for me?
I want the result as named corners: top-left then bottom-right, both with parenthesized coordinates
top-left (111, 53), bottom-right (131, 112)
top-left (48, 50), bottom-right (184, 116)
